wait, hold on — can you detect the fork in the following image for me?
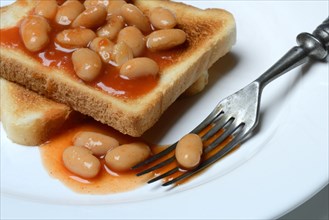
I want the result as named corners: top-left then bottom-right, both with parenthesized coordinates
top-left (132, 17), bottom-right (329, 186)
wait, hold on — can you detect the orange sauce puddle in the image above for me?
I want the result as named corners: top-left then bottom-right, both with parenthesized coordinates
top-left (39, 120), bottom-right (240, 194)
top-left (40, 119), bottom-right (152, 194)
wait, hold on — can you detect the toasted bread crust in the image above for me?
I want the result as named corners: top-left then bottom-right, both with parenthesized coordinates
top-left (0, 0), bottom-right (236, 137)
top-left (0, 78), bottom-right (72, 145)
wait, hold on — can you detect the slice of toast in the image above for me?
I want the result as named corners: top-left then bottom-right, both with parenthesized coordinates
top-left (0, 78), bottom-right (72, 146)
top-left (0, 72), bottom-right (206, 146)
top-left (0, 0), bottom-right (236, 137)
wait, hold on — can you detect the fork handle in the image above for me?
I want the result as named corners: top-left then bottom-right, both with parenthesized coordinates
top-left (256, 17), bottom-right (329, 89)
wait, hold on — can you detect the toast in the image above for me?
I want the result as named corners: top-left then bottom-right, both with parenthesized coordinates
top-left (0, 70), bottom-right (206, 146)
top-left (0, 0), bottom-right (236, 137)
top-left (0, 78), bottom-right (72, 146)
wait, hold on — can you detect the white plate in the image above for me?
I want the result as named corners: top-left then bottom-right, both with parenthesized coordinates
top-left (1, 1), bottom-right (328, 219)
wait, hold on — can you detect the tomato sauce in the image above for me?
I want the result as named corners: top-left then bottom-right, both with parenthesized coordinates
top-left (0, 23), bottom-right (185, 99)
top-left (39, 118), bottom-right (237, 194)
top-left (40, 119), bottom-right (153, 194)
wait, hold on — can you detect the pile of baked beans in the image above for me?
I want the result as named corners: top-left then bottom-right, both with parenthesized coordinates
top-left (18, 0), bottom-right (205, 180)
top-left (63, 131), bottom-right (152, 178)
top-left (62, 131), bottom-right (204, 179)
top-left (19, 0), bottom-right (187, 81)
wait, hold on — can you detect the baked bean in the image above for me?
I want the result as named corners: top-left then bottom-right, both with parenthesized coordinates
top-left (149, 7), bottom-right (177, 30)
top-left (106, 0), bottom-right (126, 19)
top-left (34, 0), bottom-right (58, 20)
top-left (62, 146), bottom-right (101, 178)
top-left (89, 37), bottom-right (115, 63)
top-left (56, 28), bottom-right (96, 48)
top-left (105, 142), bottom-right (151, 172)
top-left (20, 15), bottom-right (51, 52)
top-left (72, 5), bottom-right (107, 28)
top-left (73, 131), bottom-right (119, 156)
top-left (120, 4), bottom-right (151, 33)
top-left (120, 57), bottom-right (159, 79)
top-left (84, 0), bottom-right (109, 8)
top-left (55, 0), bottom-right (84, 26)
top-left (96, 16), bottom-right (124, 40)
top-left (117, 26), bottom-right (145, 57)
top-left (146, 29), bottom-right (186, 51)
top-left (175, 133), bottom-right (203, 170)
top-left (111, 41), bottom-right (133, 66)
top-left (72, 48), bottom-right (102, 82)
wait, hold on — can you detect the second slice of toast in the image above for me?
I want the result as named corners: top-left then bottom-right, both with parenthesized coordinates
top-left (0, 78), bottom-right (72, 146)
top-left (0, 0), bottom-right (236, 137)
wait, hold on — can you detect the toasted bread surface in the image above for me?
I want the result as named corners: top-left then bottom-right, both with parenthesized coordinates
top-left (0, 0), bottom-right (236, 137)
top-left (0, 78), bottom-right (72, 146)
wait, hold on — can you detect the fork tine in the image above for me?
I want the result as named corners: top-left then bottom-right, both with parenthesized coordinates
top-left (136, 156), bottom-right (176, 176)
top-left (191, 108), bottom-right (224, 134)
top-left (201, 115), bottom-right (232, 142)
top-left (147, 167), bottom-right (179, 184)
top-left (132, 143), bottom-right (177, 169)
top-left (162, 125), bottom-right (247, 186)
top-left (145, 122), bottom-right (241, 184)
top-left (203, 120), bottom-right (244, 154)
top-left (133, 108), bottom-right (224, 170)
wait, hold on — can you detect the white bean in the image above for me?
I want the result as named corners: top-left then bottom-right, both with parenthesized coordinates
top-left (175, 133), bottom-right (203, 170)
top-left (84, 0), bottom-right (109, 8)
top-left (62, 146), bottom-right (101, 178)
top-left (89, 37), bottom-right (115, 63)
top-left (146, 29), bottom-right (186, 51)
top-left (111, 41), bottom-right (134, 66)
top-left (105, 142), bottom-right (151, 172)
top-left (55, 0), bottom-right (84, 26)
top-left (117, 26), bottom-right (145, 57)
top-left (72, 48), bottom-right (102, 82)
top-left (71, 5), bottom-right (107, 28)
top-left (56, 28), bottom-right (96, 48)
top-left (120, 57), bottom-right (159, 79)
top-left (120, 4), bottom-right (151, 33)
top-left (20, 15), bottom-right (51, 52)
top-left (149, 7), bottom-right (177, 30)
top-left (96, 16), bottom-right (124, 40)
top-left (73, 131), bottom-right (119, 156)
top-left (106, 0), bottom-right (126, 19)
top-left (35, 0), bottom-right (58, 20)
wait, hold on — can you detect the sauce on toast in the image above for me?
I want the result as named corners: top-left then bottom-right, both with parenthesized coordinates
top-left (0, 25), bottom-right (185, 98)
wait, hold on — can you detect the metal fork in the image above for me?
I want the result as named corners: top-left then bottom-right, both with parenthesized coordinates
top-left (132, 18), bottom-right (329, 186)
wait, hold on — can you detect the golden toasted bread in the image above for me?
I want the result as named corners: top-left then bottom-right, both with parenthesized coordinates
top-left (0, 0), bottom-right (236, 137)
top-left (0, 78), bottom-right (72, 146)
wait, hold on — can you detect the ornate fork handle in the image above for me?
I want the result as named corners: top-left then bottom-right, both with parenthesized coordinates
top-left (257, 17), bottom-right (329, 90)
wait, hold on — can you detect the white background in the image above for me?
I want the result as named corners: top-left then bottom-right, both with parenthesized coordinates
top-left (1, 0), bottom-right (328, 219)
